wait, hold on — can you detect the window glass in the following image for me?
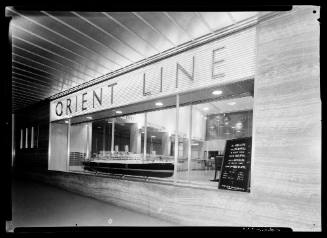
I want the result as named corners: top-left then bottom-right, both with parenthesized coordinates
top-left (91, 119), bottom-right (113, 157)
top-left (49, 121), bottom-right (69, 172)
top-left (175, 105), bottom-right (191, 181)
top-left (20, 129), bottom-right (23, 149)
top-left (146, 108), bottom-right (176, 161)
top-left (31, 126), bottom-right (34, 148)
top-left (69, 122), bottom-right (92, 171)
top-left (111, 114), bottom-right (145, 155)
top-left (25, 128), bottom-right (28, 148)
top-left (188, 97), bottom-right (253, 185)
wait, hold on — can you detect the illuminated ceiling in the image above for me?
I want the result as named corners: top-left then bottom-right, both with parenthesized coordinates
top-left (7, 8), bottom-right (260, 112)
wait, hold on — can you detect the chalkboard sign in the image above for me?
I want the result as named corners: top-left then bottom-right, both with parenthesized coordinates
top-left (218, 137), bottom-right (252, 192)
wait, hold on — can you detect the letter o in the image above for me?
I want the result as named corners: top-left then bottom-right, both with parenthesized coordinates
top-left (56, 101), bottom-right (63, 116)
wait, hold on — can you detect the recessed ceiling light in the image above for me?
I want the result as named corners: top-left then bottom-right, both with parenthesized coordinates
top-left (115, 110), bottom-right (122, 114)
top-left (212, 90), bottom-right (223, 95)
top-left (64, 120), bottom-right (69, 124)
top-left (151, 135), bottom-right (156, 138)
top-left (192, 143), bottom-right (199, 146)
top-left (203, 107), bottom-right (209, 111)
top-left (228, 102), bottom-right (236, 106)
top-left (155, 101), bottom-right (163, 106)
top-left (97, 126), bottom-right (102, 129)
top-left (86, 116), bottom-right (92, 120)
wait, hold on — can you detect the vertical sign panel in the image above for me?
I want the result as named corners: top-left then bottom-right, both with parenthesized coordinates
top-left (218, 137), bottom-right (252, 192)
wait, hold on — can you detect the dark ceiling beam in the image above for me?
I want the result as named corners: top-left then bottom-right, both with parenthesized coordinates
top-left (12, 80), bottom-right (51, 95)
top-left (12, 93), bottom-right (43, 103)
top-left (41, 11), bottom-right (133, 66)
top-left (12, 71), bottom-right (59, 91)
top-left (72, 11), bottom-right (147, 59)
top-left (12, 53), bottom-right (85, 85)
top-left (12, 94), bottom-right (38, 103)
top-left (9, 8), bottom-right (118, 71)
top-left (12, 75), bottom-right (57, 91)
top-left (12, 85), bottom-right (50, 99)
top-left (13, 35), bottom-right (106, 76)
top-left (12, 100), bottom-right (33, 106)
top-left (13, 44), bottom-right (97, 79)
top-left (132, 12), bottom-right (177, 48)
top-left (12, 66), bottom-right (64, 89)
top-left (102, 12), bottom-right (161, 54)
top-left (12, 98), bottom-right (37, 106)
top-left (12, 102), bottom-right (33, 110)
top-left (12, 88), bottom-right (47, 100)
top-left (11, 23), bottom-right (113, 74)
top-left (13, 59), bottom-right (71, 88)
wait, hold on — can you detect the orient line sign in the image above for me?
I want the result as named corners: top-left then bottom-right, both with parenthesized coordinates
top-left (50, 27), bottom-right (256, 122)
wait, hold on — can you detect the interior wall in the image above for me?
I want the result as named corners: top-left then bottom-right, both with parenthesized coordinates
top-left (70, 124), bottom-right (87, 153)
top-left (70, 123), bottom-right (92, 156)
top-left (205, 139), bottom-right (226, 152)
top-left (49, 123), bottom-right (68, 172)
top-left (146, 106), bottom-right (205, 140)
top-left (252, 6), bottom-right (320, 230)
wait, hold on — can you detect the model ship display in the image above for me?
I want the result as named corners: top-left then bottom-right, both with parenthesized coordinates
top-left (82, 151), bottom-right (174, 178)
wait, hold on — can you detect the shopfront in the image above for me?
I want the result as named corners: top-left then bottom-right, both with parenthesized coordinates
top-left (15, 6), bottom-right (320, 230)
top-left (48, 26), bottom-right (255, 188)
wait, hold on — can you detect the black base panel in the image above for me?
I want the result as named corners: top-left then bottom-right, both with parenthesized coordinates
top-left (82, 162), bottom-right (174, 178)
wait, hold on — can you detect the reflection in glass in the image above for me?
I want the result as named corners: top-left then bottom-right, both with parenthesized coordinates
top-left (69, 122), bottom-right (92, 171)
top-left (91, 119), bottom-right (112, 156)
top-left (146, 108), bottom-right (176, 161)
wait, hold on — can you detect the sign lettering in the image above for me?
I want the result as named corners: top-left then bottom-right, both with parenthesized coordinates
top-left (50, 27), bottom-right (256, 121)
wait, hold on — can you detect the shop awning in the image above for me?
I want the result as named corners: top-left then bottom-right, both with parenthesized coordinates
top-left (6, 8), bottom-right (262, 112)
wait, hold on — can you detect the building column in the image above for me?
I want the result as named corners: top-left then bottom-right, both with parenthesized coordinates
top-left (252, 6), bottom-right (320, 230)
top-left (161, 132), bottom-right (171, 156)
top-left (130, 123), bottom-right (141, 153)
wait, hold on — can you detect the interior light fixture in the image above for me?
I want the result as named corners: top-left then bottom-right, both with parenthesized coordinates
top-left (212, 90), bottom-right (223, 95)
top-left (203, 107), bottom-right (209, 111)
top-left (115, 110), bottom-right (122, 114)
top-left (64, 120), bottom-right (69, 124)
top-left (228, 102), bottom-right (236, 106)
top-left (155, 101), bottom-right (163, 106)
top-left (86, 116), bottom-right (93, 120)
top-left (151, 135), bottom-right (156, 138)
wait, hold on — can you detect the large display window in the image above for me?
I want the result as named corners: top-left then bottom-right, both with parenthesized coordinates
top-left (49, 79), bottom-right (254, 187)
top-left (175, 96), bottom-right (253, 184)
